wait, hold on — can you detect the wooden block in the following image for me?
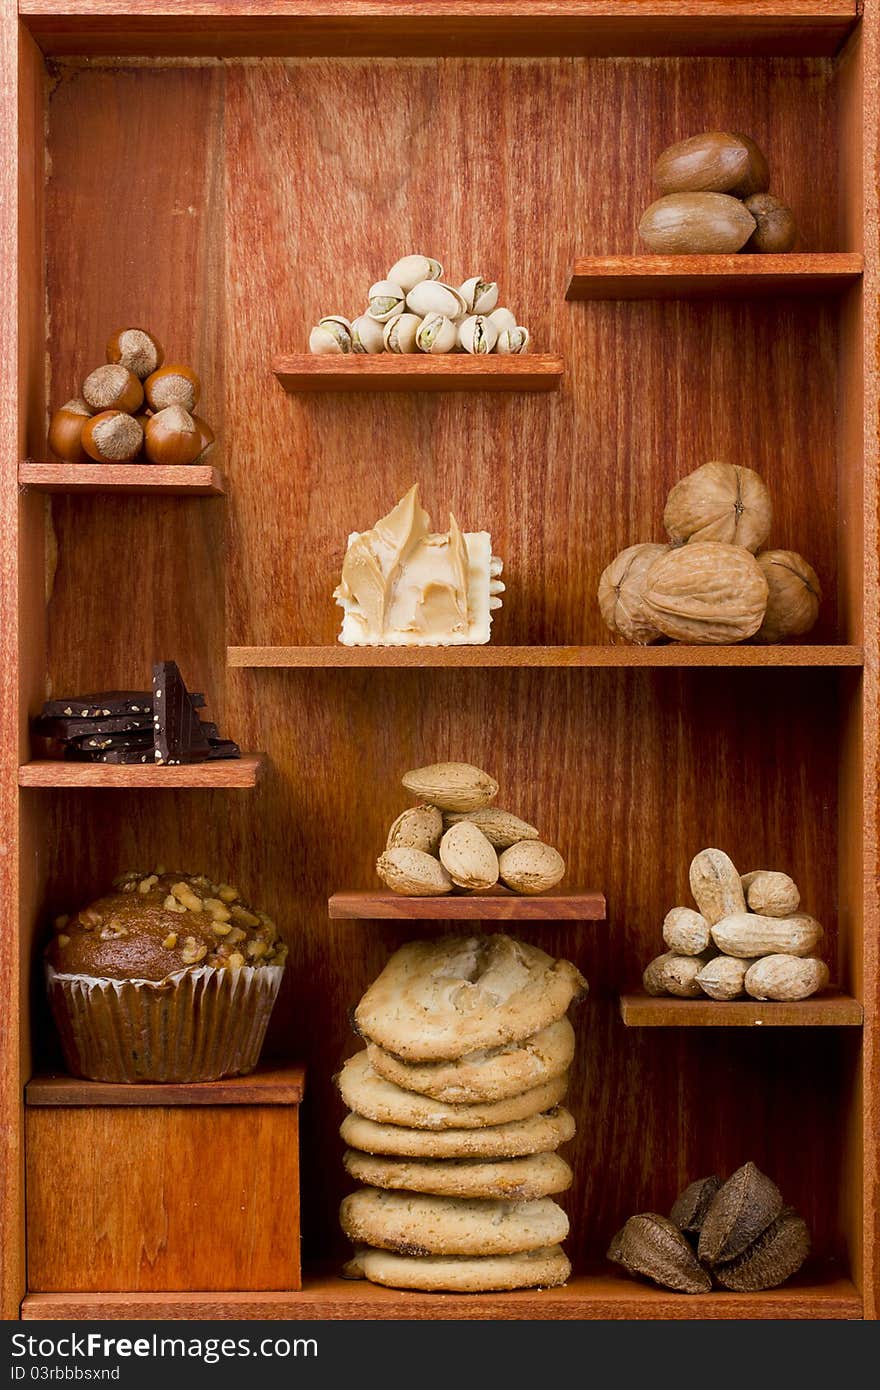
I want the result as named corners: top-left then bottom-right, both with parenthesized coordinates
top-left (227, 646), bottom-right (864, 669)
top-left (329, 890), bottom-right (606, 920)
top-left (272, 353), bottom-right (564, 392)
top-left (619, 991), bottom-right (864, 1027)
top-left (25, 1069), bottom-right (304, 1293)
top-left (19, 461), bottom-right (226, 495)
top-left (18, 754), bottom-right (264, 788)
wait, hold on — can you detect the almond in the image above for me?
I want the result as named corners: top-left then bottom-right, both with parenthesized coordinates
top-left (376, 848), bottom-right (453, 897)
top-left (439, 822), bottom-right (499, 891)
top-left (498, 841), bottom-right (565, 896)
top-left (401, 762), bottom-right (499, 813)
top-left (386, 805), bottom-right (444, 855)
top-left (444, 808), bottom-right (540, 850)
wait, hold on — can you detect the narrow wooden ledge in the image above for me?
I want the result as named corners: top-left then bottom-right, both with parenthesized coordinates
top-left (566, 254), bottom-right (864, 300)
top-left (18, 461), bottom-right (225, 496)
top-left (620, 991), bottom-right (864, 1027)
top-left (26, 1066), bottom-right (306, 1108)
top-left (228, 645), bottom-right (863, 669)
top-left (272, 353), bottom-right (563, 392)
top-left (19, 1270), bottom-right (861, 1322)
top-left (18, 754), bottom-right (264, 789)
top-left (20, 4), bottom-right (858, 61)
top-left (330, 890), bottom-right (606, 921)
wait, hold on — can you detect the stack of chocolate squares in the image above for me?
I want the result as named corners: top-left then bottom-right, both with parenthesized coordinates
top-left (33, 662), bottom-right (240, 765)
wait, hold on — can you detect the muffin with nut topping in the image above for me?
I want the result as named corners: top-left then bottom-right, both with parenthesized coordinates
top-left (45, 871), bottom-right (287, 1084)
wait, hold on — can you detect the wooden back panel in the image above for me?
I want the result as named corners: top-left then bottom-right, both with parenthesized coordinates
top-left (33, 52), bottom-right (862, 1282)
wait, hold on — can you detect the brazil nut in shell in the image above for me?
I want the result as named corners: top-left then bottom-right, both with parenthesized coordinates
top-left (639, 192), bottom-right (756, 255)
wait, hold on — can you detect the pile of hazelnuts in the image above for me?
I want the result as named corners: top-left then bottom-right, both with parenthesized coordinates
top-left (47, 328), bottom-right (214, 467)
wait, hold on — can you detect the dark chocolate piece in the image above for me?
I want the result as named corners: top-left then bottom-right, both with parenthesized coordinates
top-left (64, 747), bottom-right (153, 764)
top-left (33, 713), bottom-right (154, 739)
top-left (206, 740), bottom-right (241, 760)
top-left (199, 721), bottom-right (219, 741)
top-left (40, 692), bottom-right (152, 719)
top-left (68, 730), bottom-right (155, 753)
top-left (152, 661), bottom-right (210, 765)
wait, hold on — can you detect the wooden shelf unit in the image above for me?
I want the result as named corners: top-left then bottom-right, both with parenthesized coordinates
top-left (2, 0), bottom-right (877, 1327)
top-left (329, 890), bottom-right (606, 921)
top-left (565, 254), bottom-right (864, 300)
top-left (619, 992), bottom-right (865, 1028)
top-left (272, 353), bottom-right (564, 392)
top-left (19, 460), bottom-right (226, 495)
top-left (229, 645), bottom-right (864, 668)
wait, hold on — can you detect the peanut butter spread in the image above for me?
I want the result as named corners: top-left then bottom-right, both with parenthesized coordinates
top-left (46, 871), bottom-right (288, 982)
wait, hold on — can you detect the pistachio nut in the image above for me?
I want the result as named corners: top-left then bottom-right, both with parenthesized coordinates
top-left (388, 254), bottom-right (443, 292)
top-left (351, 314), bottom-right (386, 354)
top-left (496, 326), bottom-right (530, 355)
top-left (367, 280), bottom-right (406, 322)
top-left (416, 313), bottom-right (457, 354)
top-left (309, 316), bottom-right (352, 354)
top-left (459, 276), bottom-right (499, 315)
top-left (406, 280), bottom-right (466, 320)
top-left (458, 315), bottom-right (499, 355)
top-left (488, 307), bottom-right (517, 332)
top-left (383, 313), bottom-right (423, 354)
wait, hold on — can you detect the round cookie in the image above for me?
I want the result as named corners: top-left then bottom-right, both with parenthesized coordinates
top-left (353, 1244), bottom-right (572, 1293)
top-left (337, 1049), bottom-right (568, 1129)
top-left (343, 1149), bottom-right (573, 1200)
top-left (366, 1016), bottom-right (576, 1104)
top-left (340, 1106), bottom-right (576, 1159)
top-left (340, 1187), bottom-right (570, 1256)
top-left (355, 934), bottom-right (586, 1062)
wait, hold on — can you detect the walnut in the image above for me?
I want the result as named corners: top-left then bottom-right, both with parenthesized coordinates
top-left (642, 542), bottom-right (768, 643)
top-left (754, 550), bottom-right (821, 643)
top-left (663, 461), bottom-right (772, 553)
top-left (597, 543), bottom-right (668, 644)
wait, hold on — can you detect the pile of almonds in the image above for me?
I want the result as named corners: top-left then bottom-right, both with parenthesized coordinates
top-left (639, 132), bottom-right (797, 255)
top-left (643, 848), bottom-right (829, 1003)
top-left (609, 1161), bottom-right (810, 1293)
top-left (598, 461), bottom-right (821, 645)
top-left (376, 762), bottom-right (565, 897)
top-left (309, 253), bottom-right (530, 357)
top-left (48, 328), bottom-right (215, 467)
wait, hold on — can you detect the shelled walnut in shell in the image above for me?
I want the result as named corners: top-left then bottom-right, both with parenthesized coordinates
top-left (47, 328), bottom-right (215, 467)
top-left (376, 763), bottom-right (565, 897)
top-left (642, 848), bottom-right (830, 1003)
top-left (309, 254), bottom-right (530, 357)
top-left (639, 132), bottom-right (798, 255)
top-left (609, 1161), bottom-right (810, 1293)
top-left (598, 461), bottom-right (821, 645)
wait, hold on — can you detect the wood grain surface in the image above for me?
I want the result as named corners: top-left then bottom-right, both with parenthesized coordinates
top-left (19, 461), bottom-right (226, 496)
top-left (620, 991), bottom-right (865, 1027)
top-left (329, 890), bottom-right (606, 920)
top-left (7, 30), bottom-right (873, 1319)
top-left (26, 1066), bottom-right (306, 1108)
top-left (26, 1104), bottom-right (301, 1292)
top-left (18, 3), bottom-right (860, 61)
top-left (19, 754), bottom-right (264, 788)
top-left (18, 1270), bottom-right (862, 1322)
top-left (566, 253), bottom-right (864, 300)
top-left (273, 354), bottom-right (564, 391)
top-left (229, 645), bottom-right (864, 667)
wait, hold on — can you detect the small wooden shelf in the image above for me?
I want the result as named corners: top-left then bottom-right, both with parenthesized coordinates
top-left (18, 755), bottom-right (264, 789)
top-left (18, 461), bottom-right (226, 496)
top-left (20, 3), bottom-right (859, 61)
top-left (330, 890), bottom-right (606, 921)
top-left (25, 1067), bottom-right (305, 1108)
top-left (229, 645), bottom-right (863, 669)
top-left (566, 254), bottom-right (864, 301)
top-left (272, 353), bottom-right (564, 393)
top-left (620, 991), bottom-right (864, 1027)
top-left (19, 1269), bottom-right (861, 1322)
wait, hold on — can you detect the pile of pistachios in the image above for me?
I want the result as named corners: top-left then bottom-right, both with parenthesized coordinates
top-left (309, 254), bottom-right (530, 356)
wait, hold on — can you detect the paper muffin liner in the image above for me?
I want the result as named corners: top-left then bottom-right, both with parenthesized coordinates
top-left (46, 963), bottom-right (284, 1084)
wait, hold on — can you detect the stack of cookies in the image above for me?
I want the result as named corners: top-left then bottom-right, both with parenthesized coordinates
top-left (338, 933), bottom-right (586, 1293)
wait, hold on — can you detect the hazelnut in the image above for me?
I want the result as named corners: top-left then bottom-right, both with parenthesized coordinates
top-left (81, 411), bottom-right (143, 463)
top-left (48, 399), bottom-right (92, 463)
top-left (144, 406), bottom-right (203, 466)
top-left (106, 327), bottom-right (164, 380)
top-left (144, 364), bottom-right (200, 413)
top-left (82, 364), bottom-right (144, 414)
top-left (191, 414), bottom-right (215, 459)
